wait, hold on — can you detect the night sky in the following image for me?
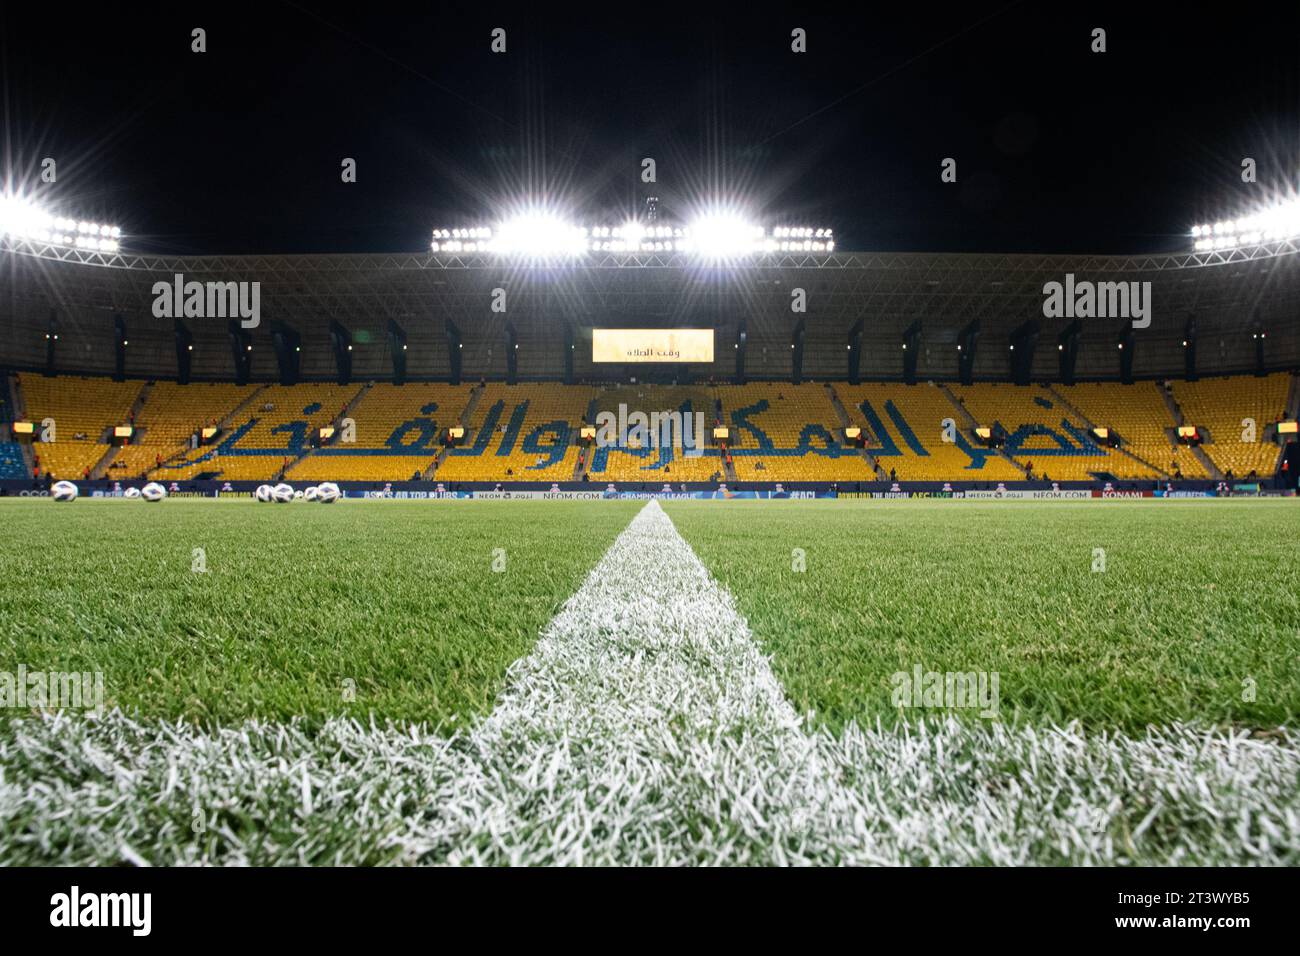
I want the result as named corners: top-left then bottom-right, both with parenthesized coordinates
top-left (2, 1), bottom-right (1296, 257)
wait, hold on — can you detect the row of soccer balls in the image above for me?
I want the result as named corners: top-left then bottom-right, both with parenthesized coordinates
top-left (52, 480), bottom-right (166, 502)
top-left (255, 482), bottom-right (341, 503)
top-left (49, 480), bottom-right (342, 503)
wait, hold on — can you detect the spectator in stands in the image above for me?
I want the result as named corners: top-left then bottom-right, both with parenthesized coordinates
top-left (889, 467), bottom-right (897, 482)
top-left (411, 469), bottom-right (422, 481)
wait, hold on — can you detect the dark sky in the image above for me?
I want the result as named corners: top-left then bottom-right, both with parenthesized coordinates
top-left (2, 1), bottom-right (1297, 256)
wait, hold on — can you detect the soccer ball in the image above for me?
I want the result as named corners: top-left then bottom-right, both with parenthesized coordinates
top-left (124, 487), bottom-right (142, 499)
top-left (51, 480), bottom-right (78, 502)
top-left (141, 482), bottom-right (167, 502)
top-left (255, 484), bottom-right (273, 502)
top-left (292, 490), bottom-right (303, 500)
top-left (271, 483), bottom-right (294, 503)
top-left (316, 481), bottom-right (340, 503)
top-left (303, 486), bottom-right (320, 502)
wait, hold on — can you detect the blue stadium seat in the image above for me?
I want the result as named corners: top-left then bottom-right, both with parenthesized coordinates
top-left (0, 442), bottom-right (29, 479)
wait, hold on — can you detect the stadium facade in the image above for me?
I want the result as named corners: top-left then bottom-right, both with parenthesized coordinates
top-left (2, 236), bottom-right (1298, 493)
top-left (2, 236), bottom-right (1298, 384)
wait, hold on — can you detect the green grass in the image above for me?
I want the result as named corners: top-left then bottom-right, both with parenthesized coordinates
top-left (0, 498), bottom-right (640, 727)
top-left (664, 498), bottom-right (1300, 732)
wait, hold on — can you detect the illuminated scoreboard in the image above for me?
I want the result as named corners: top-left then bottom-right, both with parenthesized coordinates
top-left (592, 328), bottom-right (714, 363)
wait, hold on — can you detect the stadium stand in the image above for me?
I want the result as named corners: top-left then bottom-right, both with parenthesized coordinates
top-left (105, 382), bottom-right (259, 479)
top-left (436, 383), bottom-right (594, 482)
top-left (584, 383), bottom-right (722, 482)
top-left (290, 383), bottom-right (473, 482)
top-left (1169, 373), bottom-right (1289, 479)
top-left (1053, 382), bottom-right (1200, 478)
top-left (0, 442), bottom-right (26, 478)
top-left (4, 372), bottom-right (1293, 485)
top-left (19, 375), bottom-right (141, 480)
top-left (839, 383), bottom-right (1024, 481)
top-left (160, 383), bottom-right (362, 480)
top-left (715, 383), bottom-right (874, 480)
top-left (950, 384), bottom-right (1118, 481)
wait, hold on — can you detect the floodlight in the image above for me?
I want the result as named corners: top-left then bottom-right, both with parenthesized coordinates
top-left (682, 212), bottom-right (763, 258)
top-left (488, 213), bottom-right (586, 257)
top-left (0, 195), bottom-right (120, 251)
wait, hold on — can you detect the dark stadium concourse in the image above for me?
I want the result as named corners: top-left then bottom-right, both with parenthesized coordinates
top-left (2, 244), bottom-right (1298, 385)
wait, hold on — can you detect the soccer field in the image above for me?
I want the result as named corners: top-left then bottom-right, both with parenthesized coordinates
top-left (1, 497), bottom-right (1297, 865)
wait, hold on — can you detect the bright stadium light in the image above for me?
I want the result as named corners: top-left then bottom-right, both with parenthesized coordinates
top-left (488, 212), bottom-right (587, 257)
top-left (0, 194), bottom-right (121, 252)
top-left (680, 212), bottom-right (764, 258)
top-left (431, 209), bottom-right (834, 257)
top-left (1192, 197), bottom-right (1300, 250)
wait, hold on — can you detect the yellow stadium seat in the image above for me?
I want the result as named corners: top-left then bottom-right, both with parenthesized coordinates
top-left (1170, 373), bottom-right (1289, 479)
top-left (22, 375), bottom-right (142, 480)
top-left (838, 383), bottom-right (1023, 481)
top-left (950, 383), bottom-right (1128, 481)
top-left (1055, 382), bottom-right (1198, 477)
top-left (584, 384), bottom-right (721, 481)
top-left (436, 383), bottom-right (595, 482)
top-left (715, 383), bottom-right (873, 481)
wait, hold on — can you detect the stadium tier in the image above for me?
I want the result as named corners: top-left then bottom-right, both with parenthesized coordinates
top-left (950, 383), bottom-right (1124, 481)
top-left (840, 383), bottom-right (1026, 482)
top-left (0, 441), bottom-right (25, 478)
top-left (159, 383), bottom-right (363, 481)
top-left (108, 381), bottom-right (260, 479)
top-left (3, 372), bottom-right (1296, 484)
top-left (715, 383), bottom-right (874, 481)
top-left (1053, 381), bottom-right (1199, 478)
top-left (20, 374), bottom-right (142, 480)
top-left (1169, 373), bottom-right (1290, 478)
top-left (289, 383), bottom-right (473, 482)
top-left (435, 383), bottom-right (594, 482)
top-left (584, 384), bottom-right (722, 482)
